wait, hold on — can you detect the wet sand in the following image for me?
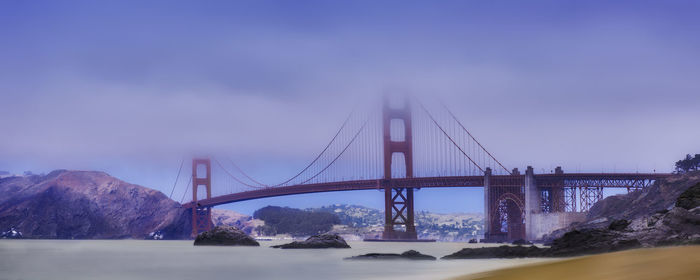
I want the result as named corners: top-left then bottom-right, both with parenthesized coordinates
top-left (453, 245), bottom-right (700, 280)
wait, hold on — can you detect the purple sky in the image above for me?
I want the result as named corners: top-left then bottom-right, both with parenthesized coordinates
top-left (1, 1), bottom-right (699, 214)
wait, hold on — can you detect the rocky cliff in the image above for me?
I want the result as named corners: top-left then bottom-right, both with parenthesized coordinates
top-left (543, 171), bottom-right (700, 244)
top-left (0, 170), bottom-right (191, 239)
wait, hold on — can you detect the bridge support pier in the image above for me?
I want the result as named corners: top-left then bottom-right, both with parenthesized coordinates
top-left (482, 168), bottom-right (492, 241)
top-left (382, 185), bottom-right (417, 240)
top-left (483, 168), bottom-right (526, 242)
top-left (524, 166), bottom-right (539, 240)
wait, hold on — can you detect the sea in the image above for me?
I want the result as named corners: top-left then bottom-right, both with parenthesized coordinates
top-left (0, 240), bottom-right (549, 280)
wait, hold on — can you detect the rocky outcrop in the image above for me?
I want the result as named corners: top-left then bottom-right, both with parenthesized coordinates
top-left (346, 250), bottom-right (436, 260)
top-left (442, 245), bottom-right (544, 259)
top-left (607, 219), bottom-right (630, 231)
top-left (0, 170), bottom-right (192, 239)
top-left (193, 226), bottom-right (259, 246)
top-left (631, 205), bottom-right (700, 246)
top-left (545, 228), bottom-right (642, 256)
top-left (543, 172), bottom-right (700, 245)
top-left (444, 173), bottom-right (700, 259)
top-left (443, 228), bottom-right (642, 259)
top-left (272, 233), bottom-right (350, 248)
top-left (676, 182), bottom-right (700, 210)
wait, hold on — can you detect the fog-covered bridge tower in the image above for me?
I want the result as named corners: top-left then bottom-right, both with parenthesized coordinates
top-left (381, 96), bottom-right (417, 240)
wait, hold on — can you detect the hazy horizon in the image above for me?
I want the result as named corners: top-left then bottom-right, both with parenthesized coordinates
top-left (2, 1), bottom-right (699, 214)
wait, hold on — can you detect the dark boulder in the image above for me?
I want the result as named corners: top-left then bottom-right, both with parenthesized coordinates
top-left (442, 245), bottom-right (544, 259)
top-left (194, 226), bottom-right (260, 246)
top-left (346, 250), bottom-right (436, 260)
top-left (676, 182), bottom-right (700, 210)
top-left (443, 228), bottom-right (643, 259)
top-left (272, 233), bottom-right (350, 249)
top-left (547, 228), bottom-right (641, 257)
top-left (468, 238), bottom-right (477, 243)
top-left (608, 219), bottom-right (630, 231)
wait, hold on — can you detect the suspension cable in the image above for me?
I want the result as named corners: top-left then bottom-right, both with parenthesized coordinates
top-left (418, 101), bottom-right (484, 173)
top-left (213, 158), bottom-right (267, 189)
top-left (272, 109), bottom-right (356, 187)
top-left (169, 157), bottom-right (184, 199)
top-left (179, 175), bottom-right (192, 204)
top-left (440, 101), bottom-right (511, 175)
top-left (227, 158), bottom-right (269, 188)
top-left (299, 118), bottom-right (369, 185)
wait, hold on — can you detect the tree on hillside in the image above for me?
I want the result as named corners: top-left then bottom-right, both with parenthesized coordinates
top-left (675, 154), bottom-right (700, 174)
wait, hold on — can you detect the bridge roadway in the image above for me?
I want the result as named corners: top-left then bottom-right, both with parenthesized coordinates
top-left (182, 173), bottom-right (671, 208)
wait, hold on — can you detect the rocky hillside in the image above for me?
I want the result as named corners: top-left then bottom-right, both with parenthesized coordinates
top-left (0, 170), bottom-right (191, 239)
top-left (211, 209), bottom-right (263, 235)
top-left (543, 171), bottom-right (700, 245)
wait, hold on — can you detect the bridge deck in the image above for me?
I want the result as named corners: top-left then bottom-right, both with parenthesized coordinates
top-left (182, 173), bottom-right (671, 208)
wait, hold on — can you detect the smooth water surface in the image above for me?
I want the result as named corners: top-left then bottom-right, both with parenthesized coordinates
top-left (0, 240), bottom-right (550, 280)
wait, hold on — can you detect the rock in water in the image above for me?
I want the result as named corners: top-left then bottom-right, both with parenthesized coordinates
top-left (346, 250), bottom-right (436, 260)
top-left (194, 226), bottom-right (260, 246)
top-left (272, 233), bottom-right (350, 249)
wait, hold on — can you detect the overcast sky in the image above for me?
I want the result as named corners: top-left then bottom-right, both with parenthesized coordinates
top-left (1, 1), bottom-right (699, 214)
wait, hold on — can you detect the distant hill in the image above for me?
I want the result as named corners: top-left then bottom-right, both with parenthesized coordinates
top-left (253, 206), bottom-right (341, 236)
top-left (309, 204), bottom-right (384, 227)
top-left (211, 209), bottom-right (263, 235)
top-left (0, 169), bottom-right (484, 241)
top-left (0, 170), bottom-right (191, 239)
top-left (308, 204), bottom-right (484, 241)
top-left (416, 211), bottom-right (484, 241)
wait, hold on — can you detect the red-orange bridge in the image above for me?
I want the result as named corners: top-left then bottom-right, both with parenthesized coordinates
top-left (174, 97), bottom-right (671, 241)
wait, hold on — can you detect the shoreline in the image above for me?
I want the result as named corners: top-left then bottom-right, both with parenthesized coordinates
top-left (451, 245), bottom-right (700, 280)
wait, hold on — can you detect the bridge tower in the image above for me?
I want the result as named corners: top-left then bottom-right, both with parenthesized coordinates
top-left (381, 96), bottom-right (417, 240)
top-left (191, 158), bottom-right (213, 237)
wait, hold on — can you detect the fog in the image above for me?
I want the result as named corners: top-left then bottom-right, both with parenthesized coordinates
top-left (1, 1), bottom-right (699, 212)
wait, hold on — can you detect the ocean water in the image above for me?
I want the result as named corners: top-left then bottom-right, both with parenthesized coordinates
top-left (0, 240), bottom-right (549, 280)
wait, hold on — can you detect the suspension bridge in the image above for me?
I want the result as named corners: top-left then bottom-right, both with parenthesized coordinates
top-left (172, 97), bottom-right (670, 242)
